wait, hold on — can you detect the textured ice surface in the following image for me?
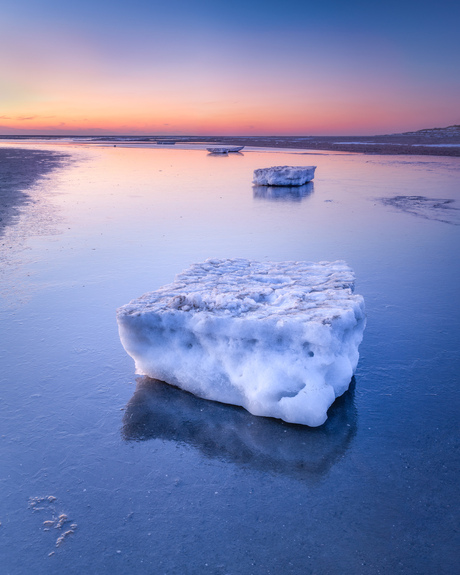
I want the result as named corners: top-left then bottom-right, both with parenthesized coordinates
top-left (378, 195), bottom-right (460, 225)
top-left (207, 147), bottom-right (229, 154)
top-left (117, 259), bottom-right (366, 426)
top-left (253, 166), bottom-right (316, 186)
top-left (207, 147), bottom-right (244, 153)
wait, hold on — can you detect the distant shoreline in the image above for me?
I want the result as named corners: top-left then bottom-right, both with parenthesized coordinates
top-left (1, 133), bottom-right (460, 157)
top-left (202, 136), bottom-right (460, 157)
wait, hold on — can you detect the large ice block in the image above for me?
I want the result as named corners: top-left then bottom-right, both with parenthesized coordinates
top-left (253, 166), bottom-right (316, 186)
top-left (117, 259), bottom-right (366, 427)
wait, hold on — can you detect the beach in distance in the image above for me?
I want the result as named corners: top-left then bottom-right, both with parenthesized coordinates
top-left (174, 126), bottom-right (460, 157)
top-left (2, 125), bottom-right (460, 156)
top-left (0, 137), bottom-right (459, 574)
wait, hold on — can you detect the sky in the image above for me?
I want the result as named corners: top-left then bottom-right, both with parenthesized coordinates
top-left (0, 0), bottom-right (459, 136)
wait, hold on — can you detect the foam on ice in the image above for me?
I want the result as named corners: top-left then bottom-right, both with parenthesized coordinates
top-left (253, 166), bottom-right (316, 186)
top-left (117, 259), bottom-right (366, 427)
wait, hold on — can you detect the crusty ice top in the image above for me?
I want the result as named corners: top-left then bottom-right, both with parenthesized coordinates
top-left (117, 258), bottom-right (364, 323)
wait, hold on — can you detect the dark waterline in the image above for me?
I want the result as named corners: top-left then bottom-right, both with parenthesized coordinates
top-left (0, 148), bottom-right (71, 236)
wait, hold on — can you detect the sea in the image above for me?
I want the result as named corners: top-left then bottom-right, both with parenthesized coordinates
top-left (1, 139), bottom-right (459, 574)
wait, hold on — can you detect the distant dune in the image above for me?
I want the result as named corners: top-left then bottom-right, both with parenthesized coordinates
top-left (400, 125), bottom-right (460, 137)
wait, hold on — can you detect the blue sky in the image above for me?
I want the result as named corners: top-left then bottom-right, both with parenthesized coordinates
top-left (1, 0), bottom-right (459, 134)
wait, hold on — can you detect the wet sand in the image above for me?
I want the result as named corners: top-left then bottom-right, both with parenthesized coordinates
top-left (0, 148), bottom-right (70, 237)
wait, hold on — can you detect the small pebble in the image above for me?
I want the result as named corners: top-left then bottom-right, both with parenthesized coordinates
top-left (55, 514), bottom-right (68, 528)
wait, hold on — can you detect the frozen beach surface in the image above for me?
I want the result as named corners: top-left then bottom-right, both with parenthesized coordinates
top-left (378, 195), bottom-right (460, 225)
top-left (253, 165), bottom-right (316, 186)
top-left (117, 259), bottom-right (366, 427)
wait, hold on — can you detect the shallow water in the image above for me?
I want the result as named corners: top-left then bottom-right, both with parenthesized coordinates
top-left (1, 143), bottom-right (459, 574)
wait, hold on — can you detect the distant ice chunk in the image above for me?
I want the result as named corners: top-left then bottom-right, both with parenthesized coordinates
top-left (207, 146), bottom-right (244, 153)
top-left (117, 258), bottom-right (366, 427)
top-left (253, 166), bottom-right (316, 186)
top-left (207, 147), bottom-right (229, 154)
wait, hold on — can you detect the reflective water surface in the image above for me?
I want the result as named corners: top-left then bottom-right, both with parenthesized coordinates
top-left (1, 142), bottom-right (459, 574)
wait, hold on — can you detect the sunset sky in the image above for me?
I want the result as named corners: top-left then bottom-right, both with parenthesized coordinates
top-left (1, 0), bottom-right (459, 136)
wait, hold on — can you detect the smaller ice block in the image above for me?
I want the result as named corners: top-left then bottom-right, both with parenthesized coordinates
top-left (253, 166), bottom-right (316, 186)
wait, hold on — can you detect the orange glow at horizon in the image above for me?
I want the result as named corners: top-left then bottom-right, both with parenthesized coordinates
top-left (1, 83), bottom-right (454, 136)
top-left (1, 0), bottom-right (459, 137)
top-left (0, 100), bottom-right (452, 137)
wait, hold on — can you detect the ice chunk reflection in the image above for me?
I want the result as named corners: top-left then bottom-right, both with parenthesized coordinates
top-left (206, 151), bottom-right (244, 157)
top-left (122, 376), bottom-right (357, 481)
top-left (253, 182), bottom-right (314, 202)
